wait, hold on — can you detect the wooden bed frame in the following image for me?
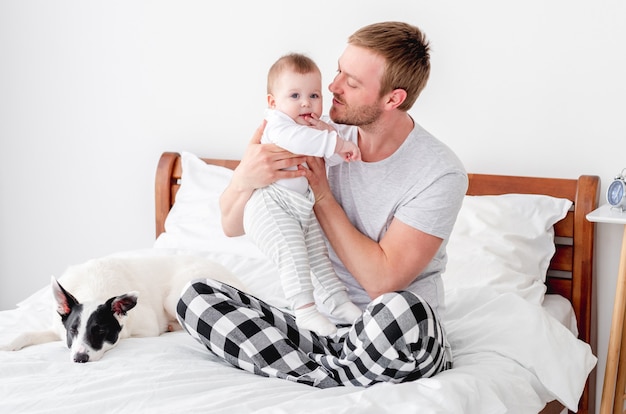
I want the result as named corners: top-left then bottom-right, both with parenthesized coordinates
top-left (154, 151), bottom-right (600, 414)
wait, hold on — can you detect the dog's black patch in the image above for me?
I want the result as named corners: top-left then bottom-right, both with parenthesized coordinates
top-left (62, 304), bottom-right (82, 348)
top-left (83, 300), bottom-right (124, 352)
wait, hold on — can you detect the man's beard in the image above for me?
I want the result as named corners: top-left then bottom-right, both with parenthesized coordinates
top-left (329, 96), bottom-right (382, 127)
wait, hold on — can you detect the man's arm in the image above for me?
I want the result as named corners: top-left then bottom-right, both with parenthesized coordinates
top-left (303, 156), bottom-right (442, 299)
top-left (219, 121), bottom-right (307, 236)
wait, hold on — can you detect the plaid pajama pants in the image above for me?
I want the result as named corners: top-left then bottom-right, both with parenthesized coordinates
top-left (176, 278), bottom-right (453, 388)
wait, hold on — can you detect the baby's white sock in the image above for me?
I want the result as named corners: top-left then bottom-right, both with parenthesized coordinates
top-left (331, 302), bottom-right (362, 324)
top-left (295, 306), bottom-right (337, 336)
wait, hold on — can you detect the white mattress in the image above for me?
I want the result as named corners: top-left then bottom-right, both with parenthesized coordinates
top-left (0, 248), bottom-right (595, 413)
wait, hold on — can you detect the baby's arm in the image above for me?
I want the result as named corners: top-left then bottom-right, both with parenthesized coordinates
top-left (307, 115), bottom-right (361, 162)
top-left (267, 111), bottom-right (337, 158)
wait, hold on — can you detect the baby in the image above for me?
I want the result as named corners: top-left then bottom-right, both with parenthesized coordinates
top-left (243, 53), bottom-right (362, 335)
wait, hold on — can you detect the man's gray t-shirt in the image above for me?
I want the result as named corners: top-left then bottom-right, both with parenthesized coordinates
top-left (317, 121), bottom-right (467, 315)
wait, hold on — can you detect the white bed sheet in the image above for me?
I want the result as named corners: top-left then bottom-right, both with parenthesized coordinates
top-left (0, 248), bottom-right (596, 414)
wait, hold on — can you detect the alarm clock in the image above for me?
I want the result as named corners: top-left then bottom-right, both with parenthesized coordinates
top-left (607, 168), bottom-right (626, 211)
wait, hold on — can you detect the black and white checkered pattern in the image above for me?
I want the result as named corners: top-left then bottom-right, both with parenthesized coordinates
top-left (177, 278), bottom-right (452, 388)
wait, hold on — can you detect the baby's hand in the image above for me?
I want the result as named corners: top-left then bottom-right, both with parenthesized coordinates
top-left (337, 139), bottom-right (361, 162)
top-left (306, 113), bottom-right (336, 133)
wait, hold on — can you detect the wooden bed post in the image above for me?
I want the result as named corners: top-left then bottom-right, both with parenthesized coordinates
top-left (154, 151), bottom-right (180, 238)
top-left (574, 175), bottom-right (601, 414)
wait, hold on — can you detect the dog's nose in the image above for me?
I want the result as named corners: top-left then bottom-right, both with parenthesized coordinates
top-left (73, 352), bottom-right (89, 363)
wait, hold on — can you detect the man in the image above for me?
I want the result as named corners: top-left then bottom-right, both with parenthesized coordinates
top-left (177, 21), bottom-right (468, 388)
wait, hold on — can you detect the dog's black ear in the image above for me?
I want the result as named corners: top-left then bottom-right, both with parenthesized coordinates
top-left (51, 276), bottom-right (80, 318)
top-left (109, 292), bottom-right (138, 316)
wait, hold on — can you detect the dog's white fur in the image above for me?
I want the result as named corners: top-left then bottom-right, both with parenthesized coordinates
top-left (1, 255), bottom-right (245, 362)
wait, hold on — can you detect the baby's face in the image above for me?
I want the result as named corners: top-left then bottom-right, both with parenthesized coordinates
top-left (269, 70), bottom-right (324, 126)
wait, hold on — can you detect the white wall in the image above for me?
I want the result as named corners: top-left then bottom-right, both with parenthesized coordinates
top-left (1, 0), bottom-right (624, 410)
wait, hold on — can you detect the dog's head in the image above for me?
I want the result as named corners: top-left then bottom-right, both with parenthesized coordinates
top-left (51, 277), bottom-right (138, 363)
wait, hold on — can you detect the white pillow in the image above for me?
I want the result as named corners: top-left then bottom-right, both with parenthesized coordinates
top-left (443, 289), bottom-right (596, 411)
top-left (442, 194), bottom-right (572, 305)
top-left (154, 152), bottom-right (265, 259)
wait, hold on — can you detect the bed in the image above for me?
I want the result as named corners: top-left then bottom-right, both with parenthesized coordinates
top-left (0, 151), bottom-right (599, 413)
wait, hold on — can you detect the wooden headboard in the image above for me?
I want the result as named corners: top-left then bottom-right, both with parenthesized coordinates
top-left (154, 151), bottom-right (600, 414)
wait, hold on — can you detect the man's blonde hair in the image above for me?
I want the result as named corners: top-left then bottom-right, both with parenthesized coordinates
top-left (267, 53), bottom-right (321, 95)
top-left (348, 21), bottom-right (430, 111)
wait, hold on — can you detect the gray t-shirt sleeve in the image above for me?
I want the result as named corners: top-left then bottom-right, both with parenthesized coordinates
top-left (394, 170), bottom-right (468, 240)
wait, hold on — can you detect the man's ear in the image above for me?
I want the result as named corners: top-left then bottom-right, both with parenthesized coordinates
top-left (385, 88), bottom-right (408, 110)
top-left (51, 276), bottom-right (79, 318)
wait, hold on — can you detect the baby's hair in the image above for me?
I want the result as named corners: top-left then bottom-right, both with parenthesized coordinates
top-left (267, 53), bottom-right (321, 95)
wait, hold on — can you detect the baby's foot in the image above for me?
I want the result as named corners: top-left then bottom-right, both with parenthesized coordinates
top-left (331, 302), bottom-right (362, 324)
top-left (295, 306), bottom-right (337, 336)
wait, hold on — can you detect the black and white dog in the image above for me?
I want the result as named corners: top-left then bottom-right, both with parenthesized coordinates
top-left (1, 255), bottom-right (245, 363)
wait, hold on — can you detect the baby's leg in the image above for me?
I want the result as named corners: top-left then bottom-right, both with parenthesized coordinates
top-left (304, 216), bottom-right (362, 324)
top-left (325, 291), bottom-right (362, 324)
top-left (294, 303), bottom-right (337, 336)
top-left (245, 187), bottom-right (337, 336)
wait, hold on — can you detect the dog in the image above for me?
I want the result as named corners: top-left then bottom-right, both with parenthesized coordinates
top-left (0, 254), bottom-right (246, 363)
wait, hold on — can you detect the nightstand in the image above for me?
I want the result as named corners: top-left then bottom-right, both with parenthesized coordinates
top-left (587, 204), bottom-right (626, 414)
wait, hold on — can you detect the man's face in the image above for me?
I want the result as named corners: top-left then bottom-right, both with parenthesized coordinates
top-left (328, 45), bottom-right (385, 126)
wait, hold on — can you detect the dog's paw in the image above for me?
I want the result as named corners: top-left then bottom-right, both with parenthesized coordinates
top-left (0, 330), bottom-right (60, 351)
top-left (0, 338), bottom-right (25, 351)
top-left (164, 322), bottom-right (182, 332)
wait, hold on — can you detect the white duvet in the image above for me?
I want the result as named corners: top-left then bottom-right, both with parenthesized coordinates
top-left (0, 248), bottom-right (596, 414)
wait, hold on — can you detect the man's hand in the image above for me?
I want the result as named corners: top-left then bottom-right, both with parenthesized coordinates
top-left (219, 120), bottom-right (307, 237)
top-left (231, 120), bottom-right (307, 192)
top-left (302, 156), bottom-right (332, 205)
